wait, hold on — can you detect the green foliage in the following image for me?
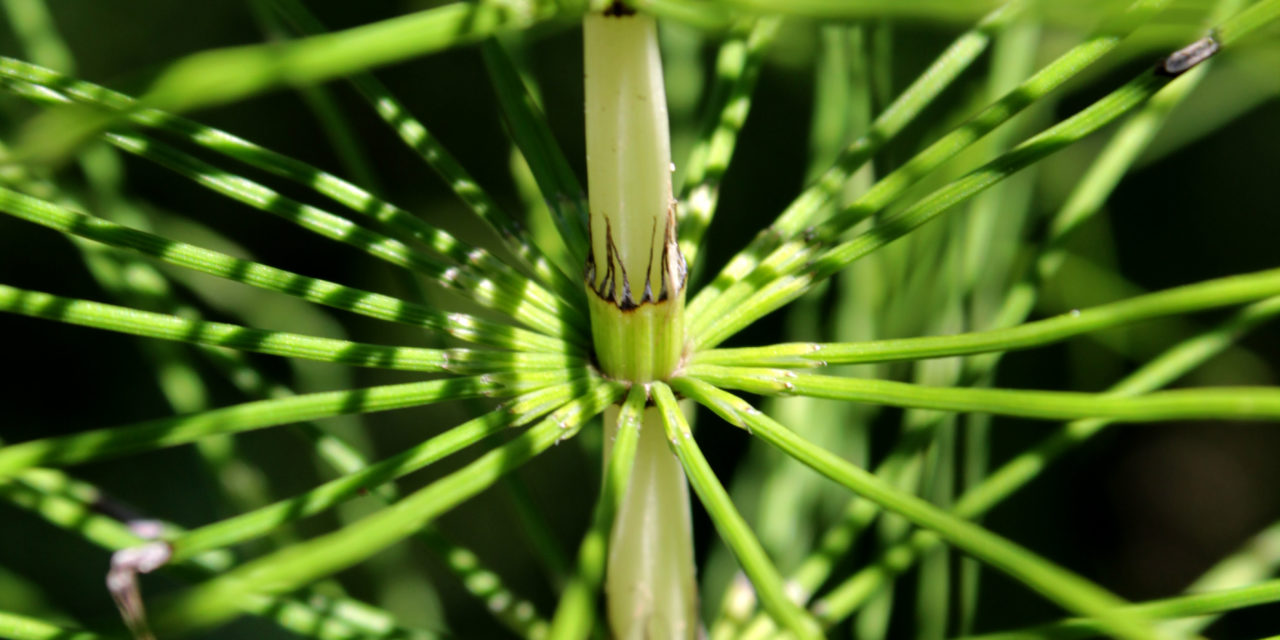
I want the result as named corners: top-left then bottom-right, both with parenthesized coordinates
top-left (2, 0), bottom-right (1280, 638)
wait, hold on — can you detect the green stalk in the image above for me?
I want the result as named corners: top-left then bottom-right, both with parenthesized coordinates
top-left (583, 8), bottom-right (687, 383)
top-left (583, 9), bottom-right (697, 639)
top-left (604, 397), bottom-right (698, 640)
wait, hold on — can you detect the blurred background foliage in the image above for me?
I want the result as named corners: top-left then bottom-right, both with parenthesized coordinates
top-left (1, 0), bottom-right (1279, 637)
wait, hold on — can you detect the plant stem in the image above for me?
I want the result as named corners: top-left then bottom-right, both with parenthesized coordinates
top-left (583, 9), bottom-right (697, 639)
top-left (604, 402), bottom-right (699, 640)
top-left (583, 8), bottom-right (686, 383)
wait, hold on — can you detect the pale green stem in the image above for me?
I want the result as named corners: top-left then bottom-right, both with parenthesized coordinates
top-left (583, 10), bottom-right (699, 639)
top-left (583, 9), bottom-right (687, 382)
top-left (604, 399), bottom-right (699, 640)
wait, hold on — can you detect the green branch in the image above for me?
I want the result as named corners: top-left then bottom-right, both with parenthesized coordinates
top-left (0, 370), bottom-right (587, 478)
top-left (652, 382), bottom-right (823, 640)
top-left (695, 267), bottom-right (1280, 367)
top-left (0, 284), bottom-right (583, 373)
top-left (671, 377), bottom-right (1157, 640)
top-left (0, 185), bottom-right (574, 353)
top-left (154, 381), bottom-right (623, 635)
top-left (688, 364), bottom-right (1280, 423)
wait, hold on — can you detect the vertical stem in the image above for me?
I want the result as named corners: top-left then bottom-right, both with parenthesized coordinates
top-left (584, 7), bottom-right (696, 639)
top-left (604, 405), bottom-right (698, 640)
top-left (583, 7), bottom-right (687, 383)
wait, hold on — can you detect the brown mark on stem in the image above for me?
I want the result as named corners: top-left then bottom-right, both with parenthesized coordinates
top-left (1156, 35), bottom-right (1220, 77)
top-left (602, 1), bottom-right (636, 18)
top-left (586, 204), bottom-right (685, 311)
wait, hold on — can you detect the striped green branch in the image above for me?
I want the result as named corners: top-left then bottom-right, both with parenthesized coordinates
top-left (547, 384), bottom-right (647, 640)
top-left (695, 266), bottom-right (1280, 367)
top-left (683, 0), bottom-right (1020, 321)
top-left (154, 381), bottom-right (624, 635)
top-left (688, 0), bottom-right (1173, 342)
top-left (692, 70), bottom-right (1163, 348)
top-left (676, 17), bottom-right (780, 267)
top-left (0, 610), bottom-right (103, 640)
top-left (0, 470), bottom-right (446, 640)
top-left (10, 0), bottom-right (599, 162)
top-left (0, 185), bottom-right (575, 353)
top-left (149, 0), bottom-right (596, 115)
top-left (481, 38), bottom-right (592, 269)
top-left (763, 11), bottom-right (1244, 629)
top-left (694, 0), bottom-right (1280, 349)
top-left (0, 54), bottom-right (584, 313)
top-left (651, 382), bottom-right (823, 640)
top-left (0, 370), bottom-right (586, 479)
top-left (262, 0), bottom-right (585, 304)
top-left (290, 411), bottom-right (554, 640)
top-left (671, 377), bottom-right (1157, 640)
top-left (963, 579), bottom-right (1280, 640)
top-left (0, 283), bottom-right (583, 373)
top-left (164, 381), bottom-right (587, 562)
top-left (98, 129), bottom-right (582, 340)
top-left (810, 295), bottom-right (1280, 626)
top-left (687, 364), bottom-right (1280, 423)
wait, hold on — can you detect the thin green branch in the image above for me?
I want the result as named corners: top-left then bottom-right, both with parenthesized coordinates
top-left (688, 0), bottom-right (1176, 345)
top-left (962, 579), bottom-right (1280, 640)
top-left (0, 469), bottom-right (447, 640)
top-left (684, 0), bottom-right (1023, 321)
top-left (0, 283), bottom-right (583, 373)
top-left (279, 394), bottom-right (554, 640)
top-left (164, 381), bottom-right (588, 561)
top-left (263, 0), bottom-right (585, 304)
top-left (0, 54), bottom-right (585, 314)
top-left (149, 0), bottom-right (597, 115)
top-left (650, 382), bottom-right (824, 640)
top-left (694, 266), bottom-right (1280, 367)
top-left (248, 0), bottom-right (384, 191)
top-left (547, 384), bottom-right (647, 640)
top-left (676, 17), bottom-right (780, 268)
top-left (0, 610), bottom-right (103, 640)
top-left (415, 528), bottom-right (549, 639)
top-left (480, 38), bottom-right (591, 269)
top-left (765, 9), bottom-right (1243, 629)
top-left (155, 381), bottom-right (624, 635)
top-left (693, 0), bottom-right (1280, 349)
top-left (808, 295), bottom-right (1280, 626)
top-left (0, 185), bottom-right (576, 353)
top-left (687, 364), bottom-right (1280, 423)
top-left (0, 370), bottom-right (587, 479)
top-left (670, 377), bottom-right (1157, 640)
top-left (102, 128), bottom-right (582, 340)
top-left (26, 88), bottom-right (573, 334)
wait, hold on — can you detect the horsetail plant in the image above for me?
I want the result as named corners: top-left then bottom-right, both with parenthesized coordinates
top-left (2, 0), bottom-right (1280, 639)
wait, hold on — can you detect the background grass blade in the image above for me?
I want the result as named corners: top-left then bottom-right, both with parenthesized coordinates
top-left (676, 17), bottom-right (779, 268)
